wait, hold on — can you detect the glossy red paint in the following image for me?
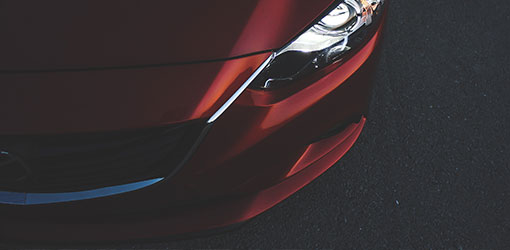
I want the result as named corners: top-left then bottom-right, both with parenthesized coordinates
top-left (0, 0), bottom-right (333, 71)
top-left (170, 27), bottom-right (383, 198)
top-left (0, 53), bottom-right (269, 134)
top-left (287, 118), bottom-right (366, 177)
top-left (0, 0), bottom-right (387, 242)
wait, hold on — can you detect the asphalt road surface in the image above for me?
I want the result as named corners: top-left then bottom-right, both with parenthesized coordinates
top-left (5, 0), bottom-right (510, 249)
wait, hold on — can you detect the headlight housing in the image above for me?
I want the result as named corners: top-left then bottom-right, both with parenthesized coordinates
top-left (249, 0), bottom-right (385, 89)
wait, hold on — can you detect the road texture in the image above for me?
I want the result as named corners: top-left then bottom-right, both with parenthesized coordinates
top-left (3, 0), bottom-right (510, 249)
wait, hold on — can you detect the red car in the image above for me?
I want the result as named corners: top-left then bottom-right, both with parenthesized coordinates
top-left (0, 0), bottom-right (386, 241)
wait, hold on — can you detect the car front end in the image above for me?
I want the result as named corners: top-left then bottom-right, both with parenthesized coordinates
top-left (0, 0), bottom-right (387, 241)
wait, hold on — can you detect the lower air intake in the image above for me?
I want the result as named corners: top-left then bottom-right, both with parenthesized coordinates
top-left (0, 120), bottom-right (206, 193)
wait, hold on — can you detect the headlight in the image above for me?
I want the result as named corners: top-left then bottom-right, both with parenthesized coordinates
top-left (249, 0), bottom-right (385, 89)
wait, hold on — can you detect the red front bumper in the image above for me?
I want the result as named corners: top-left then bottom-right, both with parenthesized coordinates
top-left (2, 118), bottom-right (366, 242)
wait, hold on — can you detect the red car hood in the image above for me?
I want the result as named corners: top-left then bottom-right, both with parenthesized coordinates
top-left (0, 0), bottom-right (333, 71)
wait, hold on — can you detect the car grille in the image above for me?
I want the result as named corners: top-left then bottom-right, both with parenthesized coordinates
top-left (0, 120), bottom-right (206, 193)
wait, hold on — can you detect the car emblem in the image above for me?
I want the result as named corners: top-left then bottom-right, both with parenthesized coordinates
top-left (0, 150), bottom-right (31, 186)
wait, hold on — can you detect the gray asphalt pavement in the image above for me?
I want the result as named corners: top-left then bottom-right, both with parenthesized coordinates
top-left (4, 0), bottom-right (510, 249)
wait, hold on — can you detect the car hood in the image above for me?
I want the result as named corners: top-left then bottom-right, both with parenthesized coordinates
top-left (0, 0), bottom-right (333, 71)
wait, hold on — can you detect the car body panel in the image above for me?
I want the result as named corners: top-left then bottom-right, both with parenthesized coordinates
top-left (0, 53), bottom-right (269, 134)
top-left (0, 0), bottom-right (333, 71)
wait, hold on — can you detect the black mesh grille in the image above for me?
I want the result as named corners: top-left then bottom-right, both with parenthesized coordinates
top-left (0, 120), bottom-right (206, 193)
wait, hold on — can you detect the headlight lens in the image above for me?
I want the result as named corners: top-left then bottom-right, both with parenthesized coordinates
top-left (249, 0), bottom-right (385, 89)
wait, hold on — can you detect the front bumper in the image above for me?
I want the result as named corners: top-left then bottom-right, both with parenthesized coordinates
top-left (0, 18), bottom-right (384, 242)
top-left (2, 118), bottom-right (366, 242)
